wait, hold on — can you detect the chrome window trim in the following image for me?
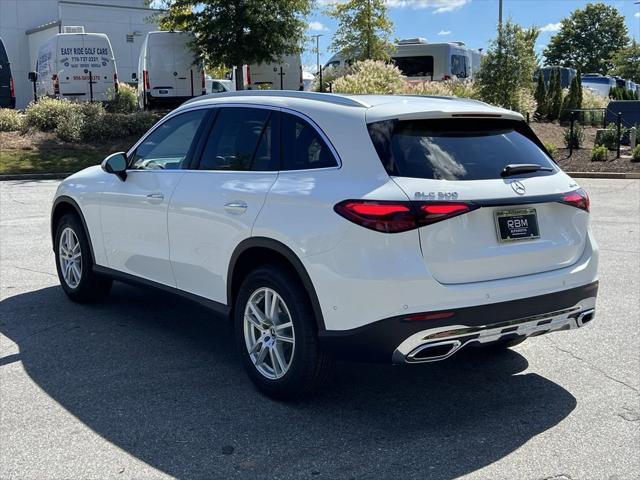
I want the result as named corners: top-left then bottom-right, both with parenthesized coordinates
top-left (125, 102), bottom-right (343, 173)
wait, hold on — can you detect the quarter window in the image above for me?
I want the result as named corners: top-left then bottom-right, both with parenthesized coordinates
top-left (199, 107), bottom-right (275, 171)
top-left (130, 110), bottom-right (207, 170)
top-left (451, 54), bottom-right (468, 78)
top-left (281, 113), bottom-right (337, 170)
top-left (393, 56), bottom-right (434, 78)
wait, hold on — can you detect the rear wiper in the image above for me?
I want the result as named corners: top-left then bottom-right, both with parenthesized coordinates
top-left (501, 163), bottom-right (554, 177)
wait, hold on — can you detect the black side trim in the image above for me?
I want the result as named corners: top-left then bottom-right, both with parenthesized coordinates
top-left (319, 281), bottom-right (598, 363)
top-left (93, 265), bottom-right (230, 317)
top-left (51, 196), bottom-right (96, 263)
top-left (227, 237), bottom-right (327, 332)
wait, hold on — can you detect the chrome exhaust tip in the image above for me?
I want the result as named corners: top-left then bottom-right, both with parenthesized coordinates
top-left (406, 340), bottom-right (462, 363)
top-left (577, 308), bottom-right (595, 326)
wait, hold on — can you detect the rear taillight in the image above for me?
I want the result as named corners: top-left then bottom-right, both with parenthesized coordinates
top-left (334, 200), bottom-right (478, 233)
top-left (246, 65), bottom-right (251, 86)
top-left (9, 76), bottom-right (15, 98)
top-left (442, 75), bottom-right (452, 80)
top-left (201, 70), bottom-right (205, 94)
top-left (114, 73), bottom-right (119, 92)
top-left (143, 70), bottom-right (150, 90)
top-left (52, 74), bottom-right (60, 95)
top-left (561, 188), bottom-right (589, 212)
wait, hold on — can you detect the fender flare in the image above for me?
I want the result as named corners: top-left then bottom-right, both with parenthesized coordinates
top-left (51, 195), bottom-right (96, 263)
top-left (227, 237), bottom-right (327, 332)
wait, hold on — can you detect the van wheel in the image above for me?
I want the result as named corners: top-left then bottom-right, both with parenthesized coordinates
top-left (54, 213), bottom-right (112, 303)
top-left (234, 265), bottom-right (331, 399)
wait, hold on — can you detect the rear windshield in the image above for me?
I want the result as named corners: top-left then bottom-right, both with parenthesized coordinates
top-left (368, 118), bottom-right (556, 181)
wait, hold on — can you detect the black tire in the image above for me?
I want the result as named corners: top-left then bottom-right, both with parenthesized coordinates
top-left (54, 213), bottom-right (112, 303)
top-left (234, 265), bottom-right (332, 399)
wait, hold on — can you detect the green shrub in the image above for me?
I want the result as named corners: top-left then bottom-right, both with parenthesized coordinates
top-left (0, 108), bottom-right (24, 131)
top-left (563, 124), bottom-right (585, 149)
top-left (591, 145), bottom-right (608, 161)
top-left (106, 83), bottom-right (138, 114)
top-left (544, 142), bottom-right (558, 156)
top-left (632, 145), bottom-right (640, 162)
top-left (332, 60), bottom-right (405, 95)
top-left (54, 112), bottom-right (84, 142)
top-left (25, 97), bottom-right (80, 131)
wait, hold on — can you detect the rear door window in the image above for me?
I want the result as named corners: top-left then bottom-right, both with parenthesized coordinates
top-left (368, 119), bottom-right (556, 180)
top-left (198, 107), bottom-right (276, 171)
top-left (280, 113), bottom-right (337, 170)
top-left (451, 55), bottom-right (468, 78)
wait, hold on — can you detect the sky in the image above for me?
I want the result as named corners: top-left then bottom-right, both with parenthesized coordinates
top-left (303, 0), bottom-right (640, 70)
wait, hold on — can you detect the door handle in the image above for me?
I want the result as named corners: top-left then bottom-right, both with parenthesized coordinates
top-left (146, 193), bottom-right (164, 201)
top-left (224, 201), bottom-right (248, 215)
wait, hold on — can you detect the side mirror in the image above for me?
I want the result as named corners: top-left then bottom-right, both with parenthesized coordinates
top-left (28, 71), bottom-right (37, 82)
top-left (131, 72), bottom-right (137, 81)
top-left (101, 152), bottom-right (128, 181)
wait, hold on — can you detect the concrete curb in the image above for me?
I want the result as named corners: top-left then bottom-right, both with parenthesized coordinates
top-left (1, 171), bottom-right (639, 181)
top-left (566, 171), bottom-right (640, 179)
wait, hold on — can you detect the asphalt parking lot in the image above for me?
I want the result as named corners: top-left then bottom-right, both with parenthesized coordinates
top-left (1, 178), bottom-right (638, 480)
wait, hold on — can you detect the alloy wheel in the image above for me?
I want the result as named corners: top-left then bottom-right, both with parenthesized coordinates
top-left (243, 287), bottom-right (296, 380)
top-left (59, 227), bottom-right (82, 289)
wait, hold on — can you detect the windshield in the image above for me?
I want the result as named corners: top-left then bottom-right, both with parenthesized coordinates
top-left (367, 119), bottom-right (557, 181)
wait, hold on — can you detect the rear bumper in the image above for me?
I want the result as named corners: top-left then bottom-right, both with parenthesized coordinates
top-left (0, 97), bottom-right (15, 109)
top-left (319, 281), bottom-right (598, 363)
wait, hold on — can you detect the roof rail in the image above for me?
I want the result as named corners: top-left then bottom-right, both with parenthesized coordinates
top-left (181, 90), bottom-right (370, 108)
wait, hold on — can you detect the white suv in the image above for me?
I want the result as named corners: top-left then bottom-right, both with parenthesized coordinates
top-left (51, 91), bottom-right (599, 398)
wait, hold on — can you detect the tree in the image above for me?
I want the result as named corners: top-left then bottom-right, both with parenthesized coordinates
top-left (534, 72), bottom-right (547, 119)
top-left (561, 74), bottom-right (581, 121)
top-left (477, 20), bottom-right (539, 113)
top-left (543, 3), bottom-right (629, 74)
top-left (610, 40), bottom-right (640, 83)
top-left (547, 68), bottom-right (563, 121)
top-left (328, 0), bottom-right (394, 62)
top-left (155, 0), bottom-right (312, 89)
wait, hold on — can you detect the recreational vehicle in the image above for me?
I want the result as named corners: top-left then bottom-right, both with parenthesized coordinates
top-left (536, 66), bottom-right (576, 89)
top-left (35, 33), bottom-right (117, 102)
top-left (581, 74), bottom-right (616, 98)
top-left (323, 39), bottom-right (476, 81)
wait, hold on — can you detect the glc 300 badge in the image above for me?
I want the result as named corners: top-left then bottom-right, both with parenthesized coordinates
top-left (415, 191), bottom-right (459, 200)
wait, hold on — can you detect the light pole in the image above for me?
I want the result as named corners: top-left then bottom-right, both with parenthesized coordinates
top-left (311, 34), bottom-right (323, 92)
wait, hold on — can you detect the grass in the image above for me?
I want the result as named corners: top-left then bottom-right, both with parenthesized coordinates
top-left (0, 131), bottom-right (136, 175)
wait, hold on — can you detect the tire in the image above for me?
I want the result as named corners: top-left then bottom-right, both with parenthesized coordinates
top-left (54, 213), bottom-right (112, 303)
top-left (234, 265), bottom-right (332, 399)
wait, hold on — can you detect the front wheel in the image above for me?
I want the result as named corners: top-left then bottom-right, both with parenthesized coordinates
top-left (234, 265), bottom-right (331, 399)
top-left (54, 213), bottom-right (112, 303)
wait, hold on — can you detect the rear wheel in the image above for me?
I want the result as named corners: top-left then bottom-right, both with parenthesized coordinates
top-left (54, 213), bottom-right (112, 303)
top-left (234, 265), bottom-right (331, 399)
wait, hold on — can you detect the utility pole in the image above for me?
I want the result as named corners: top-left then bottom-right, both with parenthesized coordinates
top-left (311, 34), bottom-right (323, 92)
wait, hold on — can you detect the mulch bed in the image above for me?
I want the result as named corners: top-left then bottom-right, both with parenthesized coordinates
top-left (553, 148), bottom-right (640, 173)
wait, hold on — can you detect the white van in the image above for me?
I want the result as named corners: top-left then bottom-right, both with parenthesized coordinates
top-left (137, 31), bottom-right (205, 108)
top-left (35, 33), bottom-right (117, 102)
top-left (246, 54), bottom-right (303, 91)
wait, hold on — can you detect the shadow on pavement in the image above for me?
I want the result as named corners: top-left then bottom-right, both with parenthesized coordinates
top-left (0, 284), bottom-right (576, 479)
